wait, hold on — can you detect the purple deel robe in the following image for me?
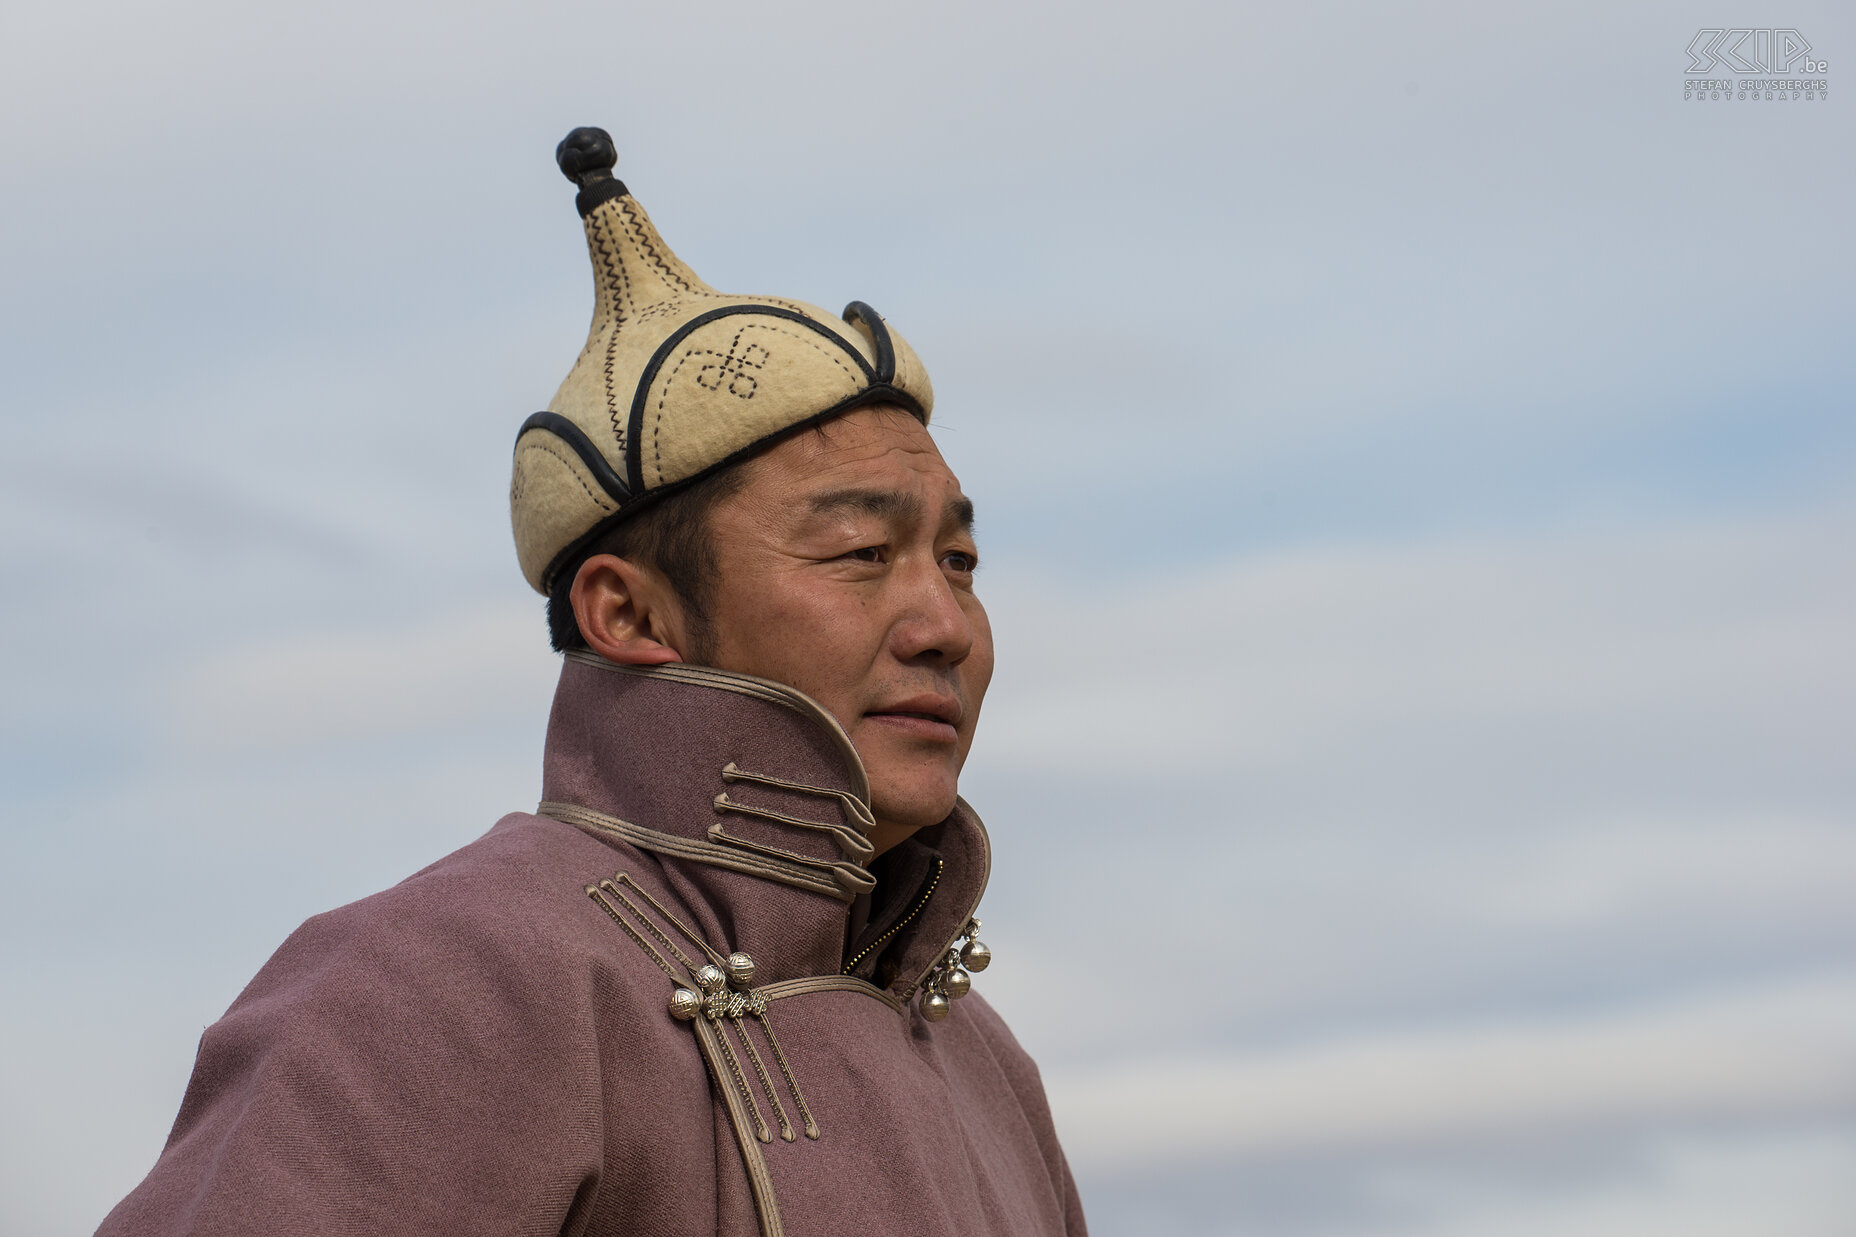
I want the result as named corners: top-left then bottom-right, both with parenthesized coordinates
top-left (99, 652), bottom-right (1085, 1237)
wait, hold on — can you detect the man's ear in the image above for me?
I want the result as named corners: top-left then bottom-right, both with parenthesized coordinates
top-left (569, 554), bottom-right (687, 665)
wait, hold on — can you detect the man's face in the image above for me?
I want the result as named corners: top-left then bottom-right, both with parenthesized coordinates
top-left (698, 406), bottom-right (993, 845)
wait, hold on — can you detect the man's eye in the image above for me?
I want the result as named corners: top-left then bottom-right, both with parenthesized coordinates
top-left (846, 546), bottom-right (885, 563)
top-left (943, 551), bottom-right (977, 573)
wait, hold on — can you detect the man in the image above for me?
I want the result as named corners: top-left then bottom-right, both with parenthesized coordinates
top-left (99, 127), bottom-right (1086, 1236)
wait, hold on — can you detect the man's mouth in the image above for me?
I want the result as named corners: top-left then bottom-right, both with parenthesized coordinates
top-left (864, 695), bottom-right (961, 740)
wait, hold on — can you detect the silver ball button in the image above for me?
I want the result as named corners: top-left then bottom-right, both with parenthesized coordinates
top-left (726, 952), bottom-right (758, 989)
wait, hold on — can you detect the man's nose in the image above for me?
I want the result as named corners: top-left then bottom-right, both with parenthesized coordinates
top-left (891, 557), bottom-right (974, 666)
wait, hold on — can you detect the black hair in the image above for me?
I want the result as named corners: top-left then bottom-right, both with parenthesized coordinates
top-left (545, 463), bottom-right (749, 657)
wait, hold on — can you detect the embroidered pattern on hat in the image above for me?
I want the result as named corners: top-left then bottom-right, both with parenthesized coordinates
top-left (695, 337), bottom-right (772, 399)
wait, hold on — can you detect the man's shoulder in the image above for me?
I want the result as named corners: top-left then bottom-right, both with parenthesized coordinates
top-left (243, 813), bottom-right (635, 1013)
top-left (391, 809), bottom-right (617, 911)
top-left (115, 816), bottom-right (640, 1237)
top-left (336, 810), bottom-right (613, 925)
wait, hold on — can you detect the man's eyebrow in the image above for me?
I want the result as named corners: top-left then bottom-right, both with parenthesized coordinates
top-left (806, 487), bottom-right (922, 522)
top-left (804, 488), bottom-right (975, 536)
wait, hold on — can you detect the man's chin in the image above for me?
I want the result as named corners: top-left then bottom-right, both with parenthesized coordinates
top-left (865, 772), bottom-right (960, 839)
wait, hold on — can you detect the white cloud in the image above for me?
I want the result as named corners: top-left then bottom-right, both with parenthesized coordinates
top-left (970, 503), bottom-right (1856, 778)
top-left (1046, 972), bottom-right (1856, 1170)
top-left (1358, 1128), bottom-right (1856, 1237)
top-left (166, 601), bottom-right (560, 750)
top-left (1469, 812), bottom-right (1856, 931)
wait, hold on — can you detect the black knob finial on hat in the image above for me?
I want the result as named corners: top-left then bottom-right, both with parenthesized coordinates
top-left (557, 127), bottom-right (628, 217)
top-left (557, 127), bottom-right (617, 186)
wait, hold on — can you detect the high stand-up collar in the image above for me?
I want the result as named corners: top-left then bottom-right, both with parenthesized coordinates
top-left (538, 651), bottom-right (990, 1000)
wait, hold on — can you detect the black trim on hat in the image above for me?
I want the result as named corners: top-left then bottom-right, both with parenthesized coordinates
top-left (539, 508), bottom-right (626, 596)
top-left (623, 304), bottom-right (886, 496)
top-left (574, 178), bottom-right (630, 218)
top-left (840, 302), bottom-right (896, 383)
top-left (515, 411), bottom-right (633, 504)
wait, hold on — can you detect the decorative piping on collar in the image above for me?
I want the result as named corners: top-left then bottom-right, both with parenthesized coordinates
top-left (704, 823), bottom-right (877, 896)
top-left (718, 761), bottom-right (877, 859)
top-left (562, 651), bottom-right (873, 808)
top-left (540, 800), bottom-right (870, 901)
top-left (713, 795), bottom-right (873, 861)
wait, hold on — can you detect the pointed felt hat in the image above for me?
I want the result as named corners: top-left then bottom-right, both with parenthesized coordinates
top-left (510, 126), bottom-right (935, 594)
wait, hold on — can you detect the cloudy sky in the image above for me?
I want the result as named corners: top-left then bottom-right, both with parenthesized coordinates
top-left (3, 1), bottom-right (1853, 1234)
